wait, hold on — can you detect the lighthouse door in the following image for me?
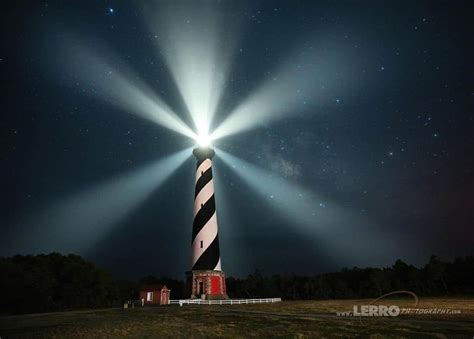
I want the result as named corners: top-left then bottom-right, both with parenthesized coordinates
top-left (198, 281), bottom-right (204, 295)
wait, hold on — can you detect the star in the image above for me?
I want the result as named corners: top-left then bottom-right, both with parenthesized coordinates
top-left (2, 0), bottom-right (472, 285)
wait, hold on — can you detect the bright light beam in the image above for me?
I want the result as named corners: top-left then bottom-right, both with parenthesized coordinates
top-left (4, 148), bottom-right (191, 255)
top-left (217, 148), bottom-right (412, 267)
top-left (211, 43), bottom-right (355, 140)
top-left (210, 163), bottom-right (248, 272)
top-left (145, 1), bottom-right (238, 137)
top-left (196, 133), bottom-right (212, 147)
top-left (62, 43), bottom-right (196, 140)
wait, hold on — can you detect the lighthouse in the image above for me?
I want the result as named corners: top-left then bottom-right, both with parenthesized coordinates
top-left (186, 146), bottom-right (228, 299)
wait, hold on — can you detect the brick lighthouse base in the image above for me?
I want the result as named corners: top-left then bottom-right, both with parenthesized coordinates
top-left (186, 270), bottom-right (228, 300)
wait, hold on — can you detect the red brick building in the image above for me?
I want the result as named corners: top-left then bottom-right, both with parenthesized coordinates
top-left (139, 285), bottom-right (170, 305)
top-left (186, 270), bottom-right (227, 300)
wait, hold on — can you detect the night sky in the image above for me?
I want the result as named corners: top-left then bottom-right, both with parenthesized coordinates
top-left (1, 0), bottom-right (473, 280)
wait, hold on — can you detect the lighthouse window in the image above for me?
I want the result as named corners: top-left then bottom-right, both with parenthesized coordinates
top-left (201, 203), bottom-right (204, 208)
top-left (201, 171), bottom-right (204, 176)
top-left (200, 240), bottom-right (203, 248)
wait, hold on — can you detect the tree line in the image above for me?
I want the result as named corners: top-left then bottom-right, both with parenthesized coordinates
top-left (226, 255), bottom-right (473, 300)
top-left (1, 253), bottom-right (472, 314)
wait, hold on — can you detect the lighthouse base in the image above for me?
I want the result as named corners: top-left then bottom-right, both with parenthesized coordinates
top-left (186, 270), bottom-right (228, 300)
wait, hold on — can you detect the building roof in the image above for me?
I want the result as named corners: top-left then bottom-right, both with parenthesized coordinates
top-left (140, 284), bottom-right (169, 291)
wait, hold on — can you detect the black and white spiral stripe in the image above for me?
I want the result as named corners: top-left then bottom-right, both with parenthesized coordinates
top-left (191, 150), bottom-right (221, 271)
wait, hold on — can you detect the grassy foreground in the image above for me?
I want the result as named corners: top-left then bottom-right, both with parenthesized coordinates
top-left (1, 298), bottom-right (473, 338)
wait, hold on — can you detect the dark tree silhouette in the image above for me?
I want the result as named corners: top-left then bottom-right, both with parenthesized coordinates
top-left (1, 253), bottom-right (472, 314)
top-left (224, 256), bottom-right (474, 300)
top-left (0, 253), bottom-right (120, 314)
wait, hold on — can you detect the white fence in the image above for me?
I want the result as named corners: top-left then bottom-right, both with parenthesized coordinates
top-left (169, 298), bottom-right (281, 306)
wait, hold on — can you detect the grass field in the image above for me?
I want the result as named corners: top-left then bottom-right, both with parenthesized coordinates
top-left (1, 298), bottom-right (473, 338)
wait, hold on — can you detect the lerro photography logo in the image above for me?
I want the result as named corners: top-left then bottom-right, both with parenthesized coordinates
top-left (336, 291), bottom-right (461, 318)
top-left (351, 304), bottom-right (400, 317)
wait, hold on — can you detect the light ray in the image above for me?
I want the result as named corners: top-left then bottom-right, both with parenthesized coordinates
top-left (5, 148), bottom-right (192, 255)
top-left (144, 1), bottom-right (239, 136)
top-left (62, 43), bottom-right (196, 139)
top-left (211, 163), bottom-right (249, 273)
top-left (211, 43), bottom-right (355, 140)
top-left (216, 148), bottom-right (412, 267)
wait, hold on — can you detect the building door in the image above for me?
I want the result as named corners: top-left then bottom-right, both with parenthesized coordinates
top-left (198, 281), bottom-right (204, 295)
top-left (161, 291), bottom-right (168, 305)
